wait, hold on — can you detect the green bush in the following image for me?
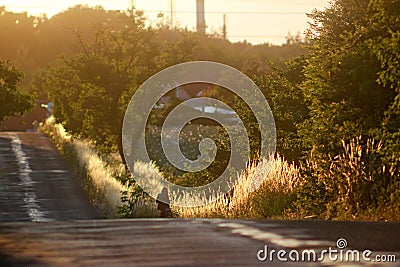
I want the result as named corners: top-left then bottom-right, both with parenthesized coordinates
top-left (295, 136), bottom-right (400, 220)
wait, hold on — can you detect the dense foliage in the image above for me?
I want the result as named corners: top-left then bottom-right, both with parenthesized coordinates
top-left (294, 0), bottom-right (400, 219)
top-left (0, 60), bottom-right (32, 121)
top-left (2, 1), bottom-right (399, 220)
top-left (3, 6), bottom-right (303, 162)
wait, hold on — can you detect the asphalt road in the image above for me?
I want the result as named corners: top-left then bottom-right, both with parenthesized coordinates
top-left (0, 219), bottom-right (399, 266)
top-left (0, 132), bottom-right (101, 221)
top-left (0, 132), bottom-right (399, 266)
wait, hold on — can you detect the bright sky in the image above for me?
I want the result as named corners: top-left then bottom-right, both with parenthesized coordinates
top-left (0, 0), bottom-right (329, 45)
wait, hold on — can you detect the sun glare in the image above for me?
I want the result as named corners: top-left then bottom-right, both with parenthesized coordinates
top-left (0, 0), bottom-right (329, 45)
top-left (0, 0), bottom-right (129, 17)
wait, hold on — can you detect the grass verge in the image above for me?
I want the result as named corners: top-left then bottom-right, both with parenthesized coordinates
top-left (40, 117), bottom-right (126, 218)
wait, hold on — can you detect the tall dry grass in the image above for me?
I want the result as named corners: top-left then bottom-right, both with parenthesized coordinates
top-left (40, 117), bottom-right (127, 217)
top-left (40, 118), bottom-right (399, 220)
top-left (175, 156), bottom-right (300, 218)
top-left (72, 140), bottom-right (126, 216)
top-left (41, 117), bottom-right (300, 219)
top-left (293, 136), bottom-right (400, 220)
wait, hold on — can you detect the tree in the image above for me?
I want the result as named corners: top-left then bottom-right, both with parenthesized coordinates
top-left (368, 0), bottom-right (400, 172)
top-left (43, 10), bottom-right (160, 160)
top-left (0, 60), bottom-right (32, 121)
top-left (294, 0), bottom-right (400, 219)
top-left (299, 0), bottom-right (395, 159)
top-left (253, 63), bottom-right (309, 162)
top-left (34, 6), bottom-right (311, 164)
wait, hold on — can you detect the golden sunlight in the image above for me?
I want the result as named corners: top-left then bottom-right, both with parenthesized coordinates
top-left (0, 0), bottom-right (329, 45)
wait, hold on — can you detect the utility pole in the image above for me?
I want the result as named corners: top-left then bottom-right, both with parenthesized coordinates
top-left (128, 0), bottom-right (135, 10)
top-left (169, 0), bottom-right (175, 28)
top-left (223, 13), bottom-right (227, 40)
top-left (196, 0), bottom-right (205, 34)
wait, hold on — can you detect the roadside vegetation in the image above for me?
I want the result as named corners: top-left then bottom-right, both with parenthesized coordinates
top-left (40, 117), bottom-right (162, 218)
top-left (3, 0), bottom-right (399, 220)
top-left (0, 60), bottom-right (33, 122)
top-left (41, 116), bottom-right (301, 219)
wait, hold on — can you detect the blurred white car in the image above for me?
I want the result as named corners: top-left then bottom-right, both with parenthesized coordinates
top-left (174, 98), bottom-right (240, 126)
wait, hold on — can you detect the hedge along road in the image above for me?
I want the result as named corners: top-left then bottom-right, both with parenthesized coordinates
top-left (0, 132), bottom-right (102, 221)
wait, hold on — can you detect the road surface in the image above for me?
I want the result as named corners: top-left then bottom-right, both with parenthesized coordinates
top-left (0, 219), bottom-right (399, 266)
top-left (0, 132), bottom-right (101, 221)
top-left (0, 132), bottom-right (399, 266)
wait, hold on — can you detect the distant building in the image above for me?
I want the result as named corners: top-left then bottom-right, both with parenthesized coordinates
top-left (175, 83), bottom-right (206, 100)
top-left (0, 100), bottom-right (49, 132)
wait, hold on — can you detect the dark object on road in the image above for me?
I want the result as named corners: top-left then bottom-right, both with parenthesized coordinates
top-left (156, 201), bottom-right (172, 218)
top-left (156, 188), bottom-right (172, 218)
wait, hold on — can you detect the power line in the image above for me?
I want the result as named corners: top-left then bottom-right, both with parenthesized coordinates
top-left (1, 5), bottom-right (310, 15)
top-left (1, 5), bottom-right (63, 10)
top-left (227, 35), bottom-right (294, 38)
top-left (138, 10), bottom-right (308, 15)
